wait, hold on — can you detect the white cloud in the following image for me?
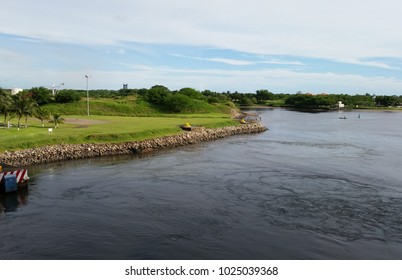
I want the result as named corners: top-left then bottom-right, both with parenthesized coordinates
top-left (205, 58), bottom-right (255, 66)
top-left (102, 67), bottom-right (402, 94)
top-left (170, 54), bottom-right (256, 65)
top-left (0, 48), bottom-right (28, 64)
top-left (261, 60), bottom-right (304, 66)
top-left (171, 54), bottom-right (303, 66)
top-left (1, 0), bottom-right (402, 93)
top-left (5, 65), bottom-right (399, 94)
top-left (2, 0), bottom-right (402, 60)
top-left (337, 58), bottom-right (399, 70)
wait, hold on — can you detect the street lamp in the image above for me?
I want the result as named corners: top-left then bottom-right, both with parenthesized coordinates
top-left (85, 75), bottom-right (90, 116)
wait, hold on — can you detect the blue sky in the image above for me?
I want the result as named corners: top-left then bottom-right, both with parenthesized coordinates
top-left (1, 0), bottom-right (402, 94)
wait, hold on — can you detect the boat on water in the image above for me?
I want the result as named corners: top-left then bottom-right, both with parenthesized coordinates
top-left (339, 116), bottom-right (348, 119)
top-left (0, 164), bottom-right (29, 194)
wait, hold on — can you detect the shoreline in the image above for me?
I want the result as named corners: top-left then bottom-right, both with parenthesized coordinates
top-left (241, 104), bottom-right (402, 112)
top-left (0, 123), bottom-right (268, 167)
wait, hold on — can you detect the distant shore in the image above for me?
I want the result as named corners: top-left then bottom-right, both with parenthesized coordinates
top-left (241, 104), bottom-right (402, 113)
top-left (0, 123), bottom-right (268, 167)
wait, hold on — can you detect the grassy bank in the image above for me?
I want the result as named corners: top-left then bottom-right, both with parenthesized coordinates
top-left (42, 97), bottom-right (160, 116)
top-left (41, 96), bottom-right (233, 116)
top-left (0, 114), bottom-right (237, 152)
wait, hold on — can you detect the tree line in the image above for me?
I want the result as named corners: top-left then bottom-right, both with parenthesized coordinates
top-left (1, 86), bottom-right (401, 126)
top-left (0, 88), bottom-right (64, 129)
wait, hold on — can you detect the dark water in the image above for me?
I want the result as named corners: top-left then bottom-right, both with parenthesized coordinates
top-left (1, 109), bottom-right (402, 260)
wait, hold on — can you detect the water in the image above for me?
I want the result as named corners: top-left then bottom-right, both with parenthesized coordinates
top-left (1, 109), bottom-right (402, 259)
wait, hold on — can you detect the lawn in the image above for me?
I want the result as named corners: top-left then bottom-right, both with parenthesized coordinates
top-left (0, 114), bottom-right (238, 152)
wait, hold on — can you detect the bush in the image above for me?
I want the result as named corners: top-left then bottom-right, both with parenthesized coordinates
top-left (240, 97), bottom-right (254, 106)
top-left (147, 85), bottom-right (171, 105)
top-left (178, 88), bottom-right (206, 100)
top-left (30, 87), bottom-right (53, 105)
top-left (163, 94), bottom-right (193, 113)
top-left (207, 96), bottom-right (221, 104)
top-left (55, 90), bottom-right (81, 103)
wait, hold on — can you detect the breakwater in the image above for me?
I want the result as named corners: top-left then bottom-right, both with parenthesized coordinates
top-left (0, 123), bottom-right (267, 166)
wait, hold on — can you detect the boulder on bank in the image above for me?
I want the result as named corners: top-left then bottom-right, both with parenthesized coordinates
top-left (0, 123), bottom-right (268, 166)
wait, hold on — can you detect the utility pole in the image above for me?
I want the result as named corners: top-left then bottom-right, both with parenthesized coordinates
top-left (85, 75), bottom-right (90, 116)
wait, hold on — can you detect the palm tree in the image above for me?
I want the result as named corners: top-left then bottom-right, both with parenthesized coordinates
top-left (12, 92), bottom-right (38, 129)
top-left (51, 113), bottom-right (65, 128)
top-left (0, 89), bottom-right (12, 125)
top-left (34, 107), bottom-right (50, 127)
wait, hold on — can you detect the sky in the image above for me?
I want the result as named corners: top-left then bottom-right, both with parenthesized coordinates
top-left (1, 0), bottom-right (402, 94)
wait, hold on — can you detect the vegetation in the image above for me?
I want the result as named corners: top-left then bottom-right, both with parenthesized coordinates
top-left (1, 84), bottom-right (401, 152)
top-left (0, 86), bottom-right (237, 152)
top-left (222, 90), bottom-right (401, 110)
top-left (54, 89), bottom-right (81, 103)
top-left (50, 114), bottom-right (65, 128)
top-left (2, 86), bottom-right (401, 116)
top-left (0, 114), bottom-right (236, 152)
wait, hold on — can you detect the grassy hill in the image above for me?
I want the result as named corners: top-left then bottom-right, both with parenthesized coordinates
top-left (42, 95), bottom-right (234, 117)
top-left (0, 97), bottom-right (238, 152)
top-left (42, 97), bottom-right (161, 116)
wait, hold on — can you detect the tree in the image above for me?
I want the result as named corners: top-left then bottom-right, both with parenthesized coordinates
top-left (0, 89), bottom-right (12, 124)
top-left (375, 95), bottom-right (400, 107)
top-left (178, 88), bottom-right (205, 100)
top-left (146, 85), bottom-right (171, 105)
top-left (163, 94), bottom-right (193, 113)
top-left (11, 92), bottom-right (38, 129)
top-left (256, 89), bottom-right (274, 103)
top-left (55, 90), bottom-right (81, 103)
top-left (240, 96), bottom-right (254, 106)
top-left (29, 87), bottom-right (53, 105)
top-left (225, 91), bottom-right (242, 102)
top-left (285, 94), bottom-right (336, 109)
top-left (51, 114), bottom-right (65, 128)
top-left (35, 107), bottom-right (50, 127)
top-left (202, 90), bottom-right (228, 104)
top-left (137, 88), bottom-right (149, 99)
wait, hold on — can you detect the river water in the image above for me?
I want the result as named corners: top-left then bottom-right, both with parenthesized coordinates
top-left (1, 109), bottom-right (402, 260)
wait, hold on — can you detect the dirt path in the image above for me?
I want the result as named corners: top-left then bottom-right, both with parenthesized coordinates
top-left (64, 118), bottom-right (109, 126)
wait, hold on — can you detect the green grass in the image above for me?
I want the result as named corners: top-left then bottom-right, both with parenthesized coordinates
top-left (42, 97), bottom-right (161, 116)
top-left (0, 114), bottom-right (238, 152)
top-left (1, 97), bottom-right (238, 152)
top-left (41, 97), bottom-right (232, 116)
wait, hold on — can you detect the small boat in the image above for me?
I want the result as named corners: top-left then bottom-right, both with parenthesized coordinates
top-left (0, 164), bottom-right (29, 194)
top-left (179, 123), bottom-right (192, 131)
top-left (338, 116), bottom-right (347, 119)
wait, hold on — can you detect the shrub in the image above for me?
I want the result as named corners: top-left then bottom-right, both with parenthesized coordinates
top-left (55, 90), bottom-right (81, 103)
top-left (178, 88), bottom-right (206, 100)
top-left (163, 94), bottom-right (192, 113)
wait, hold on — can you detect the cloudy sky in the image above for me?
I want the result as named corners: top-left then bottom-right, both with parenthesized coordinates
top-left (1, 0), bottom-right (402, 94)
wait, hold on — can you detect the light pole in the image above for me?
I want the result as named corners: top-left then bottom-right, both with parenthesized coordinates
top-left (85, 75), bottom-right (90, 116)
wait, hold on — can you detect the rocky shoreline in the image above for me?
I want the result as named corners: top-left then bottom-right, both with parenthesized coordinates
top-left (0, 123), bottom-right (268, 167)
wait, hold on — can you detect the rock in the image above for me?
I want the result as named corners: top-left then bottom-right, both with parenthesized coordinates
top-left (0, 123), bottom-right (268, 166)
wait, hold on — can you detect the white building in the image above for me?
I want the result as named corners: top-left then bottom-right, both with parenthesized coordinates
top-left (337, 101), bottom-right (345, 108)
top-left (11, 88), bottom-right (23, 95)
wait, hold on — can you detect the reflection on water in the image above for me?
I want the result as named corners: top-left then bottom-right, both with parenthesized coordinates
top-left (0, 189), bottom-right (29, 213)
top-left (1, 109), bottom-right (402, 260)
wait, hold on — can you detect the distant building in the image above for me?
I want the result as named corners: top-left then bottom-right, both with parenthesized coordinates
top-left (337, 101), bottom-right (345, 108)
top-left (11, 88), bottom-right (23, 95)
